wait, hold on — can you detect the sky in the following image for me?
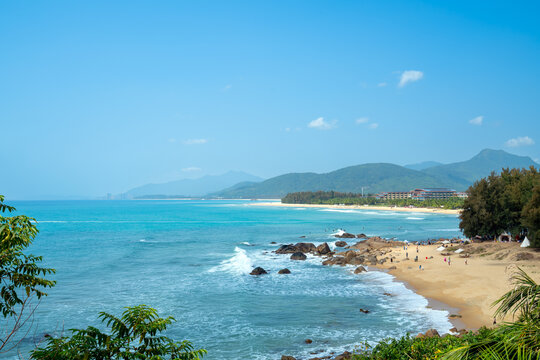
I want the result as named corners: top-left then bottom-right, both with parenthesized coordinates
top-left (1, 0), bottom-right (539, 199)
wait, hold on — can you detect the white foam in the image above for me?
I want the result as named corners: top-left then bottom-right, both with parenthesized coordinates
top-left (241, 241), bottom-right (252, 246)
top-left (320, 209), bottom-right (361, 214)
top-left (406, 217), bottom-right (424, 220)
top-left (209, 247), bottom-right (253, 275)
top-left (331, 229), bottom-right (347, 236)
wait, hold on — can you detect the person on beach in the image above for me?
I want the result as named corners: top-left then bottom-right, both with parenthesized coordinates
top-left (465, 259), bottom-right (468, 265)
top-left (448, 257), bottom-right (451, 266)
top-left (444, 257), bottom-right (446, 263)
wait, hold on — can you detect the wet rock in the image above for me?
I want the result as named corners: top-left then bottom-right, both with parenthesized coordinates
top-left (424, 328), bottom-right (440, 338)
top-left (305, 338), bottom-right (312, 344)
top-left (316, 242), bottom-right (331, 255)
top-left (354, 266), bottom-right (367, 274)
top-left (359, 308), bottom-right (370, 314)
top-left (278, 268), bottom-right (291, 274)
top-left (357, 233), bottom-right (367, 238)
top-left (335, 232), bottom-right (356, 238)
top-left (281, 356), bottom-right (296, 360)
top-left (449, 327), bottom-right (458, 333)
top-left (290, 252), bottom-right (307, 261)
top-left (383, 292), bottom-right (393, 296)
top-left (276, 244), bottom-right (299, 254)
top-left (334, 351), bottom-right (352, 360)
top-left (299, 235), bottom-right (306, 238)
top-left (294, 242), bottom-right (317, 253)
top-left (270, 241), bottom-right (277, 244)
top-left (415, 333), bottom-right (424, 339)
top-left (449, 314), bottom-right (462, 318)
top-left (322, 256), bottom-right (347, 266)
top-left (250, 267), bottom-right (268, 275)
top-left (335, 240), bottom-right (347, 247)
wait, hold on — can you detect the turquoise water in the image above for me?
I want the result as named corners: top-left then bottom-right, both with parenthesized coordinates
top-left (8, 200), bottom-right (462, 359)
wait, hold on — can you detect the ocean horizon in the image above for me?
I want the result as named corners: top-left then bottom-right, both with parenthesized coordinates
top-left (9, 200), bottom-right (463, 359)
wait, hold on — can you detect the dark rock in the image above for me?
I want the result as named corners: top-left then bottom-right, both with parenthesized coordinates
top-left (278, 268), bottom-right (291, 274)
top-left (305, 338), bottom-right (312, 344)
top-left (299, 235), bottom-right (306, 238)
top-left (270, 241), bottom-right (277, 244)
top-left (354, 266), bottom-right (367, 274)
top-left (316, 242), bottom-right (331, 255)
top-left (383, 292), bottom-right (393, 296)
top-left (458, 329), bottom-right (468, 335)
top-left (334, 351), bottom-right (352, 360)
top-left (516, 252), bottom-right (534, 261)
top-left (335, 240), bottom-right (347, 247)
top-left (415, 333), bottom-right (425, 339)
top-left (281, 356), bottom-right (296, 360)
top-left (322, 256), bottom-right (347, 266)
top-left (276, 244), bottom-right (298, 254)
top-left (335, 232), bottom-right (356, 238)
top-left (294, 242), bottom-right (317, 253)
top-left (359, 308), bottom-right (370, 314)
top-left (424, 328), bottom-right (440, 338)
top-left (290, 252), bottom-right (307, 261)
top-left (250, 267), bottom-right (267, 275)
top-left (388, 266), bottom-right (397, 270)
top-left (449, 327), bottom-right (458, 333)
top-left (449, 314), bottom-right (462, 318)
top-left (357, 233), bottom-right (367, 238)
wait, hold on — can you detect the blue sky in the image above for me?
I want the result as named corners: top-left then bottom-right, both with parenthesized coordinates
top-left (1, 0), bottom-right (539, 199)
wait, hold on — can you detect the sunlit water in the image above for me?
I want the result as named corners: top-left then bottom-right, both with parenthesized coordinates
top-left (7, 200), bottom-right (462, 359)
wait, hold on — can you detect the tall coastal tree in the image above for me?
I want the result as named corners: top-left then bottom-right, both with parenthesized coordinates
top-left (460, 167), bottom-right (540, 244)
top-left (522, 184), bottom-right (540, 248)
top-left (0, 195), bottom-right (56, 353)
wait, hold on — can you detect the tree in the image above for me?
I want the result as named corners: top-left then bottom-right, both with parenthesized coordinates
top-left (522, 184), bottom-right (540, 248)
top-left (31, 305), bottom-right (207, 360)
top-left (0, 195), bottom-right (56, 353)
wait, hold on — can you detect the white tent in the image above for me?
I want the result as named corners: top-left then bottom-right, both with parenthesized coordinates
top-left (454, 248), bottom-right (464, 254)
top-left (442, 240), bottom-right (451, 244)
top-left (521, 237), bottom-right (531, 248)
top-left (436, 246), bottom-right (445, 252)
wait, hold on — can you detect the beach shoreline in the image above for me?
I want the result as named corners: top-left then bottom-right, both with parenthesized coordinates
top-left (367, 242), bottom-right (540, 330)
top-left (251, 201), bottom-right (461, 215)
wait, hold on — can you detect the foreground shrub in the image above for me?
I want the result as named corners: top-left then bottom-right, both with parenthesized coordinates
top-left (31, 305), bottom-right (206, 360)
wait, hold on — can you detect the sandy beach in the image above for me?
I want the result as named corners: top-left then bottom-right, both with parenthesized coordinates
top-left (251, 201), bottom-right (461, 215)
top-left (369, 241), bottom-right (540, 329)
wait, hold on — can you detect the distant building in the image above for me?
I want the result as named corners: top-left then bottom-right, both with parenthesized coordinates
top-left (410, 188), bottom-right (457, 200)
top-left (377, 191), bottom-right (412, 200)
top-left (455, 192), bottom-right (468, 199)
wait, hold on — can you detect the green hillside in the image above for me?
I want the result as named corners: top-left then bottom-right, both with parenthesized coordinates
top-left (213, 149), bottom-right (539, 199)
top-left (421, 149), bottom-right (538, 183)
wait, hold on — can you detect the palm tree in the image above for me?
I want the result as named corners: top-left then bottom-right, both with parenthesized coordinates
top-left (443, 267), bottom-right (540, 360)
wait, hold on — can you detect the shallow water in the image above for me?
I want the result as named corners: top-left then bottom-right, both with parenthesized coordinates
top-left (7, 200), bottom-right (462, 359)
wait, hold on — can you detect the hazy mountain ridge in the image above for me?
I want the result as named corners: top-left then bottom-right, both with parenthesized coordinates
top-left (125, 171), bottom-right (263, 198)
top-left (212, 149), bottom-right (538, 199)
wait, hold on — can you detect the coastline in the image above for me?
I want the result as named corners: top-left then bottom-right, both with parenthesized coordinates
top-left (251, 201), bottom-right (461, 215)
top-left (368, 242), bottom-right (540, 330)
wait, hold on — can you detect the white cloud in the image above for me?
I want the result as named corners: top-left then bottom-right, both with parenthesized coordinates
top-left (183, 138), bottom-right (208, 145)
top-left (469, 116), bottom-right (483, 126)
top-left (308, 117), bottom-right (336, 130)
top-left (399, 70), bottom-right (424, 87)
top-left (368, 122), bottom-right (379, 129)
top-left (182, 167), bottom-right (202, 172)
top-left (168, 138), bottom-right (177, 143)
top-left (356, 117), bottom-right (369, 124)
top-left (223, 84), bottom-right (232, 91)
top-left (505, 136), bottom-right (535, 148)
top-left (377, 82), bottom-right (387, 87)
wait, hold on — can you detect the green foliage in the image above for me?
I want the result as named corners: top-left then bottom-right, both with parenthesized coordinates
top-left (351, 329), bottom-right (493, 360)
top-left (282, 191), bottom-right (465, 209)
top-left (459, 167), bottom-right (540, 245)
top-left (0, 195), bottom-right (56, 318)
top-left (31, 304), bottom-right (207, 360)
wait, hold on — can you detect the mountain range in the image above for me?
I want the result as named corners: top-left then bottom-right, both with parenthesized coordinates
top-left (211, 149), bottom-right (538, 198)
top-left (124, 171), bottom-right (263, 198)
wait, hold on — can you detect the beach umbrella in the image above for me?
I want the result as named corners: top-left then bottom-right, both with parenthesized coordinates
top-left (442, 240), bottom-right (451, 244)
top-left (454, 248), bottom-right (464, 254)
top-left (521, 237), bottom-right (531, 248)
top-left (436, 246), bottom-right (445, 252)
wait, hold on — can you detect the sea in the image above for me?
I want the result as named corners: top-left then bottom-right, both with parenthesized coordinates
top-left (6, 200), bottom-right (463, 359)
